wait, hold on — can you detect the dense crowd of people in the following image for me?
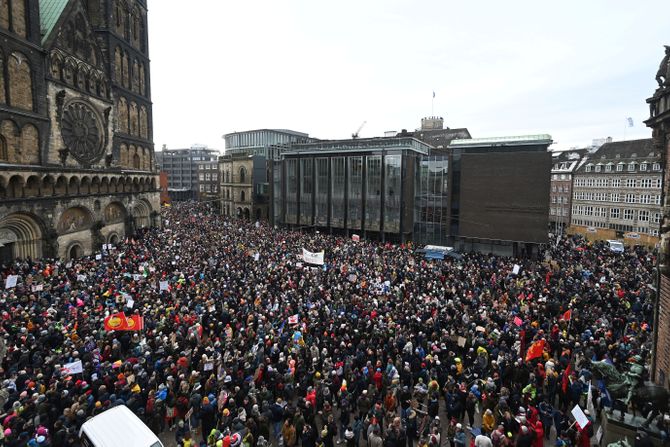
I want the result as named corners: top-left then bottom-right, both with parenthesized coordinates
top-left (0, 202), bottom-right (661, 447)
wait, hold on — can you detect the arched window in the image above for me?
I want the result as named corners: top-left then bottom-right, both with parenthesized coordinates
top-left (239, 167), bottom-right (246, 183)
top-left (8, 52), bottom-right (32, 111)
top-left (11, 0), bottom-right (26, 38)
top-left (0, 135), bottom-right (7, 161)
top-left (240, 190), bottom-right (245, 202)
top-left (133, 153), bottom-right (140, 169)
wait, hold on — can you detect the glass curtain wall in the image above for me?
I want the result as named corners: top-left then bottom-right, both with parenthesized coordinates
top-left (299, 158), bottom-right (313, 225)
top-left (286, 159), bottom-right (298, 224)
top-left (414, 156), bottom-right (449, 244)
top-left (273, 163), bottom-right (282, 224)
top-left (315, 158), bottom-right (329, 226)
top-left (384, 155), bottom-right (402, 233)
top-left (331, 157), bottom-right (346, 228)
top-left (365, 155), bottom-right (382, 231)
top-left (348, 157), bottom-right (363, 230)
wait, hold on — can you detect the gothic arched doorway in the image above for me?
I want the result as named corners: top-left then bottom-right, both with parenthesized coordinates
top-left (69, 244), bottom-right (83, 260)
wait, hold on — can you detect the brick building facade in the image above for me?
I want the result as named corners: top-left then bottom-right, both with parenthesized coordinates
top-left (0, 0), bottom-right (159, 262)
top-left (646, 46), bottom-right (670, 387)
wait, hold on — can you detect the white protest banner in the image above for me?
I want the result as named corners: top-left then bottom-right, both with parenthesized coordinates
top-left (302, 248), bottom-right (324, 265)
top-left (204, 362), bottom-right (214, 371)
top-left (159, 281), bottom-right (169, 291)
top-left (587, 384), bottom-right (596, 421)
top-left (571, 404), bottom-right (590, 430)
top-left (288, 314), bottom-right (299, 325)
top-left (4, 275), bottom-right (18, 289)
top-left (102, 244), bottom-right (108, 250)
top-left (352, 234), bottom-right (360, 242)
top-left (77, 274), bottom-right (87, 282)
top-left (95, 254), bottom-right (102, 260)
top-left (126, 298), bottom-right (134, 309)
top-left (61, 360), bottom-right (83, 375)
top-left (457, 336), bottom-right (467, 347)
top-left (512, 264), bottom-right (521, 275)
top-left (31, 284), bottom-right (44, 292)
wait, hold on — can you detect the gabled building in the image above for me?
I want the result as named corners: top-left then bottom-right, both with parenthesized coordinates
top-left (549, 149), bottom-right (589, 232)
top-left (570, 139), bottom-right (662, 246)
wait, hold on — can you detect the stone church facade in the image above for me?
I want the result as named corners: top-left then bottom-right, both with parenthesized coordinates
top-left (0, 0), bottom-right (159, 262)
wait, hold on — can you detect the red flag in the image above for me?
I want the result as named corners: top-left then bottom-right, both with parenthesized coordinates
top-left (525, 339), bottom-right (546, 362)
top-left (104, 312), bottom-right (128, 331)
top-left (124, 315), bottom-right (144, 331)
top-left (560, 309), bottom-right (572, 321)
top-left (562, 362), bottom-right (572, 393)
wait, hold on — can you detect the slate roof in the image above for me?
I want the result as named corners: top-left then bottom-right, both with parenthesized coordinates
top-left (39, 0), bottom-right (69, 44)
top-left (576, 138), bottom-right (658, 172)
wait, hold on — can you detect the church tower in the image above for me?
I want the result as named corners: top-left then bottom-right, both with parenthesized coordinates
top-left (0, 0), bottom-right (159, 262)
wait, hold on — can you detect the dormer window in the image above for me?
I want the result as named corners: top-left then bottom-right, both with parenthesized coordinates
top-left (628, 162), bottom-right (636, 172)
top-left (617, 163), bottom-right (624, 172)
top-left (640, 162), bottom-right (648, 172)
top-left (595, 164), bottom-right (602, 172)
top-left (585, 164), bottom-right (593, 172)
top-left (653, 162), bottom-right (661, 171)
top-left (605, 163), bottom-right (613, 172)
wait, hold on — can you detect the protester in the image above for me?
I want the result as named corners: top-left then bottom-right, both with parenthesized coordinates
top-left (0, 202), bottom-right (657, 447)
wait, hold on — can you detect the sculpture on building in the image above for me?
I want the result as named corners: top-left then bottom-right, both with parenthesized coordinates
top-left (590, 360), bottom-right (669, 427)
top-left (656, 45), bottom-right (670, 88)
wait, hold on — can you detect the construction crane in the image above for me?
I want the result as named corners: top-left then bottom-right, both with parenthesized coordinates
top-left (352, 121), bottom-right (367, 139)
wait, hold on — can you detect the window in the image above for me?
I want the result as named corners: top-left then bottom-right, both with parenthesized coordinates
top-left (552, 185), bottom-right (557, 192)
top-left (585, 206), bottom-right (593, 216)
top-left (199, 174), bottom-right (204, 181)
top-left (639, 210), bottom-right (649, 222)
top-left (585, 164), bottom-right (592, 172)
top-left (640, 178), bottom-right (652, 188)
top-left (562, 208), bottom-right (568, 216)
top-left (625, 194), bottom-right (636, 204)
top-left (655, 195), bottom-right (662, 205)
top-left (653, 213), bottom-right (661, 224)
top-left (205, 174), bottom-right (211, 181)
top-left (199, 184), bottom-right (205, 192)
top-left (560, 174), bottom-right (566, 180)
top-left (640, 163), bottom-right (648, 171)
top-left (626, 179), bottom-right (636, 188)
top-left (651, 229), bottom-right (659, 237)
top-left (240, 190), bottom-right (246, 201)
top-left (605, 163), bottom-right (613, 172)
top-left (610, 208), bottom-right (620, 219)
top-left (628, 163), bottom-right (636, 172)
top-left (653, 177), bottom-right (662, 188)
top-left (552, 196), bottom-right (557, 203)
top-left (653, 162), bottom-right (661, 171)
top-left (623, 209), bottom-right (635, 220)
top-left (617, 163), bottom-right (624, 172)
top-left (550, 207), bottom-right (556, 216)
top-left (612, 179), bottom-right (621, 188)
top-left (595, 164), bottom-right (602, 172)
top-left (640, 194), bottom-right (651, 204)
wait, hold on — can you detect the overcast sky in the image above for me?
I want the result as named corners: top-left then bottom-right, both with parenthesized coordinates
top-left (148, 0), bottom-right (668, 152)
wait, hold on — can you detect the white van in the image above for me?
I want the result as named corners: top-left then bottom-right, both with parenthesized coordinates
top-left (606, 240), bottom-right (625, 253)
top-left (79, 405), bottom-right (163, 447)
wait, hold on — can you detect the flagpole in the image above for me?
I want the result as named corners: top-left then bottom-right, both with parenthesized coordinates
top-left (431, 91), bottom-right (434, 116)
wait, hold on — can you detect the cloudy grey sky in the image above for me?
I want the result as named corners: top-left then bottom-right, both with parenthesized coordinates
top-left (148, 0), bottom-right (668, 152)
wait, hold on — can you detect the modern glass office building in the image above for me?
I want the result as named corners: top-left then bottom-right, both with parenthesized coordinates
top-left (272, 137), bottom-right (432, 242)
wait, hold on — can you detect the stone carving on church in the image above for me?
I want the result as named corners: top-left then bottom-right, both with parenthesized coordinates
top-left (57, 208), bottom-right (92, 234)
top-left (104, 203), bottom-right (125, 223)
top-left (60, 99), bottom-right (105, 165)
